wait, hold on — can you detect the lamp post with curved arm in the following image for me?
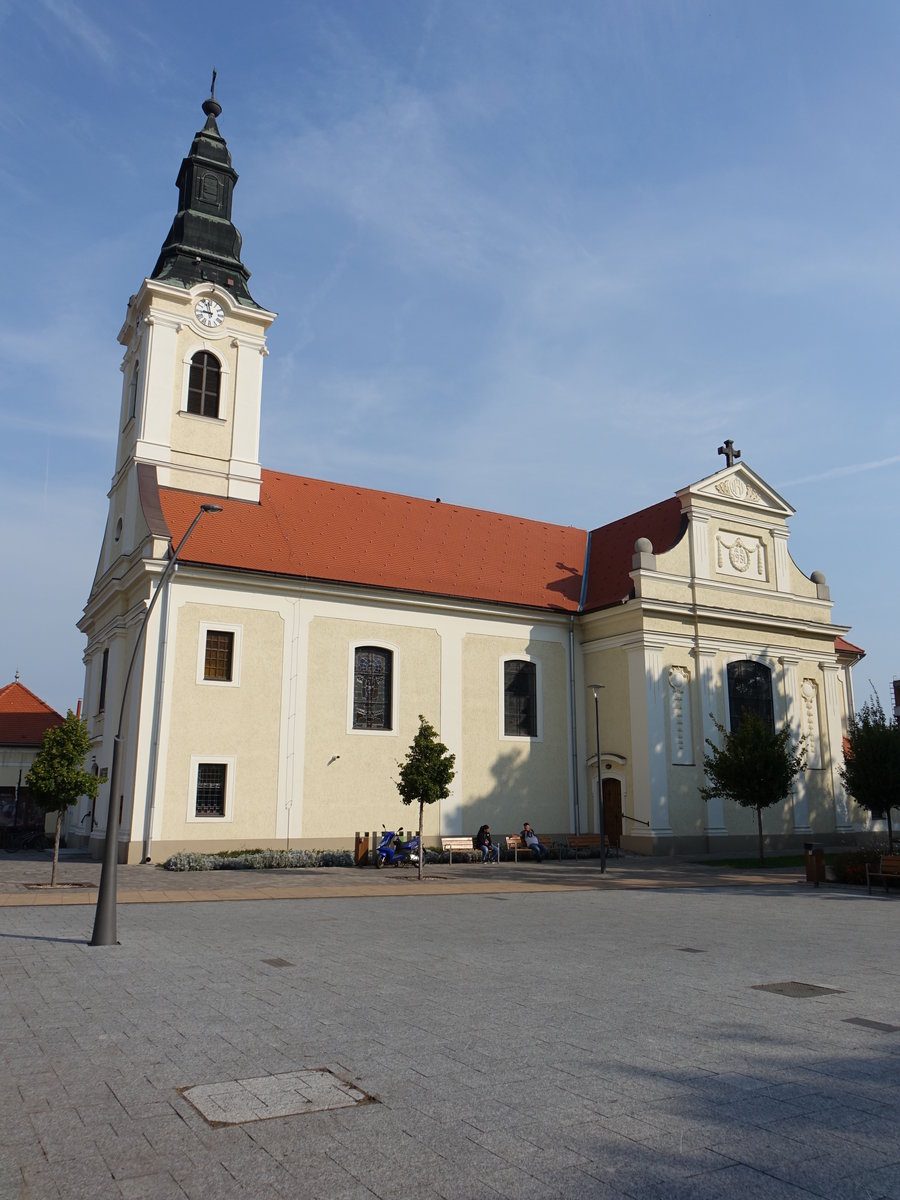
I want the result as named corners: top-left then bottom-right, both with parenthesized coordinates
top-left (90, 503), bottom-right (222, 947)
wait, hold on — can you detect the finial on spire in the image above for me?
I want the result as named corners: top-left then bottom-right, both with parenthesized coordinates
top-left (202, 69), bottom-right (222, 122)
top-left (717, 439), bottom-right (741, 468)
top-left (14, 669), bottom-right (20, 682)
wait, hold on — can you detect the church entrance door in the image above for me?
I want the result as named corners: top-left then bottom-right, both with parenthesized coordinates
top-left (601, 777), bottom-right (623, 849)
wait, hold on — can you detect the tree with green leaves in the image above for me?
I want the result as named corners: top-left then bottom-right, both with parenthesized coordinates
top-left (700, 713), bottom-right (805, 863)
top-left (25, 711), bottom-right (99, 886)
top-left (841, 697), bottom-right (899, 851)
top-left (396, 715), bottom-right (456, 881)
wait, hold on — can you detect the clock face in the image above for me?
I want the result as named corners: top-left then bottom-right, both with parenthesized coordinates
top-left (195, 298), bottom-right (225, 328)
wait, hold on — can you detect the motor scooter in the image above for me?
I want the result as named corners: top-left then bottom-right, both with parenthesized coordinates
top-left (375, 826), bottom-right (420, 869)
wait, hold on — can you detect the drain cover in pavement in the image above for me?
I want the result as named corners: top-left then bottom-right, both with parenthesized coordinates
top-left (843, 1017), bottom-right (900, 1033)
top-left (752, 981), bottom-right (843, 998)
top-left (180, 1069), bottom-right (374, 1126)
top-left (676, 947), bottom-right (705, 954)
top-left (261, 958), bottom-right (294, 968)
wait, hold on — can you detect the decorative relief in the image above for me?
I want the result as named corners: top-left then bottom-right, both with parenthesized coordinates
top-left (668, 666), bottom-right (693, 764)
top-left (715, 532), bottom-right (767, 581)
top-left (800, 678), bottom-right (821, 768)
top-left (715, 476), bottom-right (762, 503)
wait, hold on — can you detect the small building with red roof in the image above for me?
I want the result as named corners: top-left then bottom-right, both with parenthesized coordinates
top-left (0, 677), bottom-right (65, 839)
top-left (71, 91), bottom-right (869, 861)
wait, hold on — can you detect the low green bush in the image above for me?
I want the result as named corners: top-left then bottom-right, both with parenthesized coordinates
top-left (163, 848), bottom-right (354, 871)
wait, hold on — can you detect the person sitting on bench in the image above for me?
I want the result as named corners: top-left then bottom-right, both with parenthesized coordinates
top-left (520, 822), bottom-right (550, 861)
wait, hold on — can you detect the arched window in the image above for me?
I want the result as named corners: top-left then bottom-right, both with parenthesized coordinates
top-left (128, 360), bottom-right (139, 420)
top-left (353, 647), bottom-right (393, 730)
top-left (504, 659), bottom-right (537, 737)
top-left (727, 660), bottom-right (774, 734)
top-left (186, 351), bottom-right (221, 418)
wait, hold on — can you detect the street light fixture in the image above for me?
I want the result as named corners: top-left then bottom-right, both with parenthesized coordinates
top-left (90, 502), bottom-right (222, 946)
top-left (588, 683), bottom-right (607, 874)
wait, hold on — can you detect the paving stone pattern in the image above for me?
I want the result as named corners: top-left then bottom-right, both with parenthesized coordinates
top-left (1, 881), bottom-right (898, 1199)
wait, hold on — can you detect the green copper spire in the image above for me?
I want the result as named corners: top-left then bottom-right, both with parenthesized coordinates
top-left (150, 76), bottom-right (259, 306)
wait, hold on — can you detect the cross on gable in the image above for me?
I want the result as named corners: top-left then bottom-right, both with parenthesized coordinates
top-left (717, 439), bottom-right (741, 468)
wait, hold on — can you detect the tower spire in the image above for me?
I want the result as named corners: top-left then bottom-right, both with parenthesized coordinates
top-left (150, 78), bottom-right (259, 306)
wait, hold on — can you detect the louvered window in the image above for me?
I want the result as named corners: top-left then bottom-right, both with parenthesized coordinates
top-left (187, 351), bottom-right (221, 418)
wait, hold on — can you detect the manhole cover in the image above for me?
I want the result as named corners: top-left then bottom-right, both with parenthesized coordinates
top-left (676, 947), bottom-right (704, 954)
top-left (843, 1017), bottom-right (900, 1033)
top-left (180, 1069), bottom-right (374, 1127)
top-left (752, 981), bottom-right (843, 999)
top-left (261, 958), bottom-right (294, 968)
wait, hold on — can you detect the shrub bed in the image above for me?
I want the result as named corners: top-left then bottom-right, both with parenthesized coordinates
top-left (163, 848), bottom-right (354, 871)
top-left (829, 844), bottom-right (890, 886)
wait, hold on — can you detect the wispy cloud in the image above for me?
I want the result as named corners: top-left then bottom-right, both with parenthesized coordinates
top-left (783, 455), bottom-right (900, 487)
top-left (37, 0), bottom-right (116, 66)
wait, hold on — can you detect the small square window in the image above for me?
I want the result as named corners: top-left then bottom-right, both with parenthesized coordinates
top-left (204, 630), bottom-right (234, 681)
top-left (195, 763), bottom-right (227, 817)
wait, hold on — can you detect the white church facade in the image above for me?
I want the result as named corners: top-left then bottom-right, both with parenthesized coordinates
top-left (72, 89), bottom-right (866, 862)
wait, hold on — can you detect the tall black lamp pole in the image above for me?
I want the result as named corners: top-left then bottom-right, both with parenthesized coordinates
top-left (90, 503), bottom-right (222, 947)
top-left (589, 683), bottom-right (606, 874)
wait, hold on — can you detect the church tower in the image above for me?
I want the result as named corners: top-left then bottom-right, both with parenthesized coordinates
top-left (78, 83), bottom-right (275, 859)
top-left (108, 81), bottom-right (275, 564)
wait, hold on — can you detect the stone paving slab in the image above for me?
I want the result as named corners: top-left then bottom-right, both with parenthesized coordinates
top-left (1, 873), bottom-right (898, 1199)
top-left (0, 850), bottom-right (819, 908)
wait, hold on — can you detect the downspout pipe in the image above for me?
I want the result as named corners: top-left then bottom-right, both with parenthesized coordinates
top-left (570, 530), bottom-right (593, 836)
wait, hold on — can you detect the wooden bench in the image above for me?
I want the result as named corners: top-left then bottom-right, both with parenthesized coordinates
top-left (566, 834), bottom-right (606, 859)
top-left (441, 836), bottom-right (475, 863)
top-left (505, 834), bottom-right (561, 863)
top-left (866, 854), bottom-right (900, 895)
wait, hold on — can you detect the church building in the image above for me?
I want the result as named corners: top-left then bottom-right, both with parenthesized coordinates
top-left (72, 89), bottom-right (867, 862)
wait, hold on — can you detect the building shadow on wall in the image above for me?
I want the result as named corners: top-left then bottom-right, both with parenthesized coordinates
top-left (464, 749), bottom-right (567, 841)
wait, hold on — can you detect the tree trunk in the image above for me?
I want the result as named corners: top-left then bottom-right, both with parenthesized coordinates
top-left (417, 801), bottom-right (424, 881)
top-left (756, 806), bottom-right (764, 864)
top-left (51, 810), bottom-right (62, 886)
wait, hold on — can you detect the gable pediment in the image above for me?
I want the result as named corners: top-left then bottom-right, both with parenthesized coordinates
top-left (679, 463), bottom-right (794, 520)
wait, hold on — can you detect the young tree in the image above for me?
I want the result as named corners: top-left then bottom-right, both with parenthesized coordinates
top-left (841, 697), bottom-right (900, 851)
top-left (700, 713), bottom-right (805, 863)
top-left (396, 715), bottom-right (456, 881)
top-left (25, 711), bottom-right (99, 886)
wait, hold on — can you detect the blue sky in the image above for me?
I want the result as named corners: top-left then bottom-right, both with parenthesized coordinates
top-left (1, 0), bottom-right (898, 715)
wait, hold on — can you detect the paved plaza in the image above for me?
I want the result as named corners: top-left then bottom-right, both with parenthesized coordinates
top-left (0, 857), bottom-right (897, 1199)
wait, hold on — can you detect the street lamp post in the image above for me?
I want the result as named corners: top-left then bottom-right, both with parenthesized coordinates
top-left (589, 683), bottom-right (606, 874)
top-left (90, 503), bottom-right (222, 947)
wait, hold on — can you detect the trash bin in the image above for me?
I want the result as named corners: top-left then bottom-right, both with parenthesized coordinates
top-left (354, 831), bottom-right (370, 867)
top-left (803, 842), bottom-right (825, 886)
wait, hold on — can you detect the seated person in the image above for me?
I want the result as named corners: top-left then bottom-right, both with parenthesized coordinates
top-left (520, 822), bottom-right (550, 861)
top-left (475, 824), bottom-right (499, 863)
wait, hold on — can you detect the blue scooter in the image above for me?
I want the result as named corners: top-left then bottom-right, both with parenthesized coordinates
top-left (375, 826), bottom-right (420, 869)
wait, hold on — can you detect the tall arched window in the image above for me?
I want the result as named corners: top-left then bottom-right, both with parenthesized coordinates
top-left (128, 360), bottom-right (139, 420)
top-left (727, 660), bottom-right (774, 734)
top-left (353, 647), bottom-right (393, 730)
top-left (504, 659), bottom-right (537, 737)
top-left (187, 351), bottom-right (221, 418)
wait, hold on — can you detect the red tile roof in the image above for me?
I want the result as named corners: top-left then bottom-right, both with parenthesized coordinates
top-left (582, 497), bottom-right (686, 611)
top-left (834, 635), bottom-right (865, 659)
top-left (0, 682), bottom-right (64, 746)
top-left (158, 472), bottom-right (588, 612)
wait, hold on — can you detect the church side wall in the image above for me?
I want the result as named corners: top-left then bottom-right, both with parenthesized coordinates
top-left (460, 634), bottom-right (570, 840)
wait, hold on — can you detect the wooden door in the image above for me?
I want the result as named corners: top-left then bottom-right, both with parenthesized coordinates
top-left (602, 778), bottom-right (623, 848)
